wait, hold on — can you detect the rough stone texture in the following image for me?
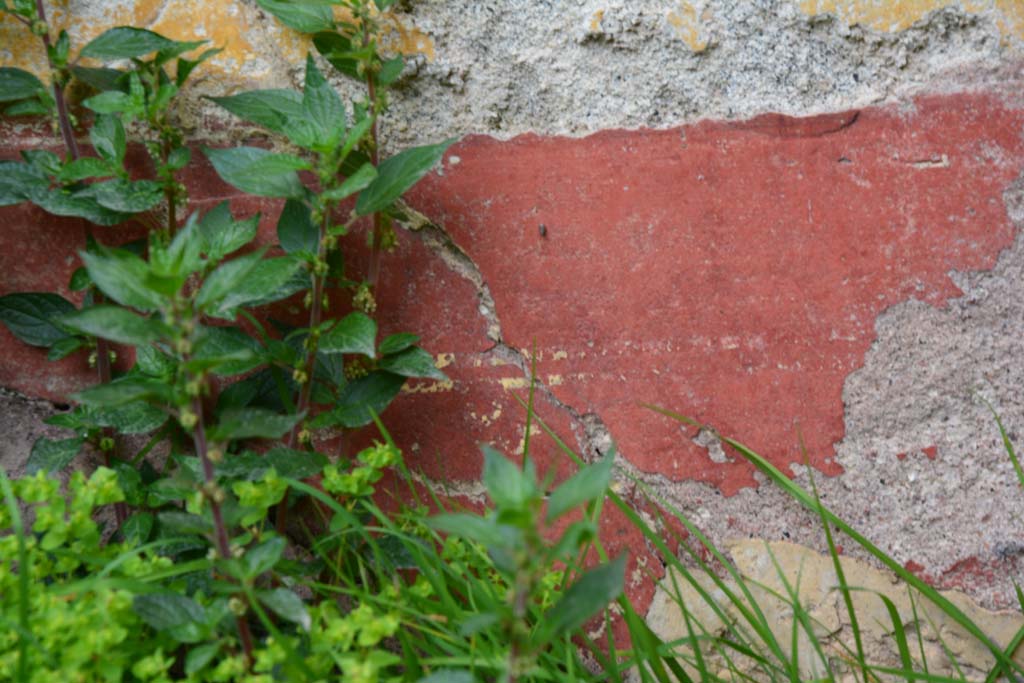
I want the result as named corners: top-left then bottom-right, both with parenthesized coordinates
top-left (647, 539), bottom-right (1024, 681)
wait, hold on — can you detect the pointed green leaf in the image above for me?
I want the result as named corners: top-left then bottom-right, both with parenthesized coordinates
top-left (90, 114), bottom-right (126, 165)
top-left (277, 198), bottom-right (319, 254)
top-left (319, 311), bottom-right (376, 358)
top-left (242, 536), bottom-right (286, 578)
top-left (546, 449), bottom-right (615, 522)
top-left (258, 588), bottom-right (311, 631)
top-left (211, 256), bottom-right (305, 316)
top-left (378, 55), bottom-right (404, 86)
top-left (197, 249), bottom-right (267, 310)
top-left (81, 28), bottom-right (178, 60)
top-left (379, 346), bottom-right (446, 380)
top-left (0, 160), bottom-right (49, 207)
top-left (204, 146), bottom-right (309, 199)
top-left (0, 67), bottom-right (45, 103)
top-left (482, 445), bottom-right (536, 510)
top-left (323, 162), bottom-right (377, 201)
top-left (72, 377), bottom-right (172, 408)
top-left (58, 157), bottom-right (114, 183)
top-left (90, 402), bottom-right (168, 434)
top-left (47, 336), bottom-right (86, 361)
top-left (196, 202), bottom-right (259, 260)
top-left (26, 437), bottom-right (85, 475)
top-left (256, 0), bottom-right (334, 33)
top-left (0, 293), bottom-right (76, 347)
top-left (310, 370), bottom-right (405, 429)
top-left (355, 139), bottom-right (456, 216)
top-left (378, 333), bottom-right (419, 356)
top-left (121, 512), bottom-right (154, 545)
top-left (34, 187), bottom-right (132, 225)
top-left (70, 65), bottom-right (127, 92)
top-left (81, 246), bottom-right (164, 311)
top-left (80, 179), bottom-right (164, 213)
top-left (208, 89), bottom-right (303, 133)
top-left (303, 53), bottom-right (345, 147)
top-left (536, 555), bottom-right (626, 644)
top-left (184, 642), bottom-right (221, 676)
top-left (192, 325), bottom-right (263, 376)
top-left (133, 593), bottom-right (205, 630)
top-left (60, 305), bottom-right (167, 346)
top-left (208, 408), bottom-right (302, 442)
top-left (176, 47), bottom-right (222, 87)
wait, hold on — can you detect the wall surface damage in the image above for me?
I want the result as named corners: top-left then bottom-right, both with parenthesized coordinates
top-left (3, 0), bottom-right (1024, 648)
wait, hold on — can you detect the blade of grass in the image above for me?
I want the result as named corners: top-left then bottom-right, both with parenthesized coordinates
top-left (1, 467), bottom-right (31, 681)
top-left (645, 404), bottom-right (1024, 680)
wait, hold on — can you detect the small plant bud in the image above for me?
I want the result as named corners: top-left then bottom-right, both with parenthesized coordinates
top-left (185, 379), bottom-right (203, 396)
top-left (108, 350), bottom-right (117, 363)
top-left (303, 291), bottom-right (313, 309)
top-left (206, 547), bottom-right (219, 561)
top-left (87, 351), bottom-right (98, 368)
top-left (179, 409), bottom-right (198, 430)
top-left (292, 368), bottom-right (309, 384)
top-left (207, 448), bottom-right (224, 464)
top-left (322, 235), bottom-right (338, 251)
top-left (175, 338), bottom-right (192, 355)
top-left (298, 429), bottom-right (313, 446)
top-left (231, 544), bottom-right (245, 559)
top-left (31, 20), bottom-right (47, 36)
top-left (228, 597), bottom-right (247, 616)
top-left (322, 295), bottom-right (330, 310)
top-left (313, 259), bottom-right (329, 277)
top-left (99, 437), bottom-right (115, 452)
top-left (353, 284), bottom-right (376, 314)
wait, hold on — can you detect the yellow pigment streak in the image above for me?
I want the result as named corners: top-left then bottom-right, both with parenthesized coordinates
top-left (799, 0), bottom-right (1023, 40)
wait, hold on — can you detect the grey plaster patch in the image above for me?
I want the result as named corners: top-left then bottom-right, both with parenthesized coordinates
top-left (0, 387), bottom-right (66, 479)
top-left (373, 0), bottom-right (1022, 148)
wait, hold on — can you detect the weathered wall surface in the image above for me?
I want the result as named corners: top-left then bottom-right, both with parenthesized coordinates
top-left (4, 0), bottom-right (1024, 642)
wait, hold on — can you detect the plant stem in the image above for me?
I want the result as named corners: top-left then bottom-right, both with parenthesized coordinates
top-left (362, 19), bottom-right (384, 291)
top-left (190, 394), bottom-right (256, 664)
top-left (35, 0), bottom-right (126, 524)
top-left (275, 211), bottom-right (330, 534)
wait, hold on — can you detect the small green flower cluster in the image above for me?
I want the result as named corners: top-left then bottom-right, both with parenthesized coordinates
top-left (322, 442), bottom-right (399, 499)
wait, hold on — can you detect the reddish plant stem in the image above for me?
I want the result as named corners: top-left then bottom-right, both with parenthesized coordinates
top-left (275, 213), bottom-right (329, 534)
top-left (190, 395), bottom-right (255, 664)
top-left (363, 22), bottom-right (384, 291)
top-left (35, 0), bottom-right (126, 524)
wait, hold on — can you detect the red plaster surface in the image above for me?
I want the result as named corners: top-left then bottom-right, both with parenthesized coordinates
top-left (2, 93), bottom-right (1023, 501)
top-left (402, 93), bottom-right (1024, 494)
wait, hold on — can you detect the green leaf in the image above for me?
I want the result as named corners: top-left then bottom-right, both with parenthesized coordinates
top-left (378, 332), bottom-right (419, 356)
top-left (196, 202), bottom-right (259, 260)
top-left (121, 512), bottom-right (154, 545)
top-left (135, 344), bottom-right (176, 378)
top-left (70, 65), bottom-right (126, 92)
top-left (536, 555), bottom-right (626, 644)
top-left (176, 47), bottom-right (222, 87)
top-left (81, 246), bottom-right (164, 311)
top-left (302, 53), bottom-right (345, 148)
top-left (184, 642), bottom-right (221, 676)
top-left (313, 32), bottom-right (360, 80)
top-left (257, 588), bottom-right (311, 631)
top-left (311, 370), bottom-right (405, 429)
top-left (33, 187), bottom-right (132, 225)
top-left (58, 157), bottom-right (114, 183)
top-left (81, 27), bottom-right (178, 60)
top-left (79, 179), bottom-right (165, 213)
top-left (256, 0), bottom-right (334, 33)
top-left (0, 67), bottom-right (45, 102)
top-left (60, 305), bottom-right (167, 346)
top-left (378, 55), bottom-right (404, 86)
top-left (204, 146), bottom-right (309, 199)
top-left (193, 325), bottom-right (263, 376)
top-left (0, 160), bottom-right (49, 207)
top-left (26, 437), bottom-right (84, 475)
top-left (277, 198), bottom-right (319, 255)
top-left (69, 267), bottom-right (92, 292)
top-left (83, 90), bottom-right (133, 115)
top-left (90, 114), bottom-right (126, 166)
top-left (133, 593), bottom-right (205, 631)
top-left (208, 89), bottom-right (303, 133)
top-left (427, 513), bottom-right (499, 548)
top-left (72, 376), bottom-right (172, 408)
top-left (319, 311), bottom-right (376, 358)
top-left (482, 446), bottom-right (536, 510)
top-left (208, 408), bottom-right (302, 442)
top-left (47, 336), bottom-right (85, 361)
top-left (90, 402), bottom-right (168, 434)
top-left (22, 150), bottom-right (61, 176)
top-left (356, 139), bottom-right (456, 216)
top-left (0, 293), bottom-right (76, 347)
top-left (379, 346), bottom-right (446, 380)
top-left (546, 449), bottom-right (615, 522)
top-left (218, 448), bottom-right (326, 480)
top-left (197, 249), bottom-right (267, 311)
top-left (157, 510), bottom-right (211, 535)
top-left (323, 162), bottom-right (377, 202)
top-left (373, 0), bottom-right (398, 10)
top-left (5, 99), bottom-right (50, 117)
top-left (211, 256), bottom-right (305, 316)
top-left (242, 536), bottom-right (286, 578)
